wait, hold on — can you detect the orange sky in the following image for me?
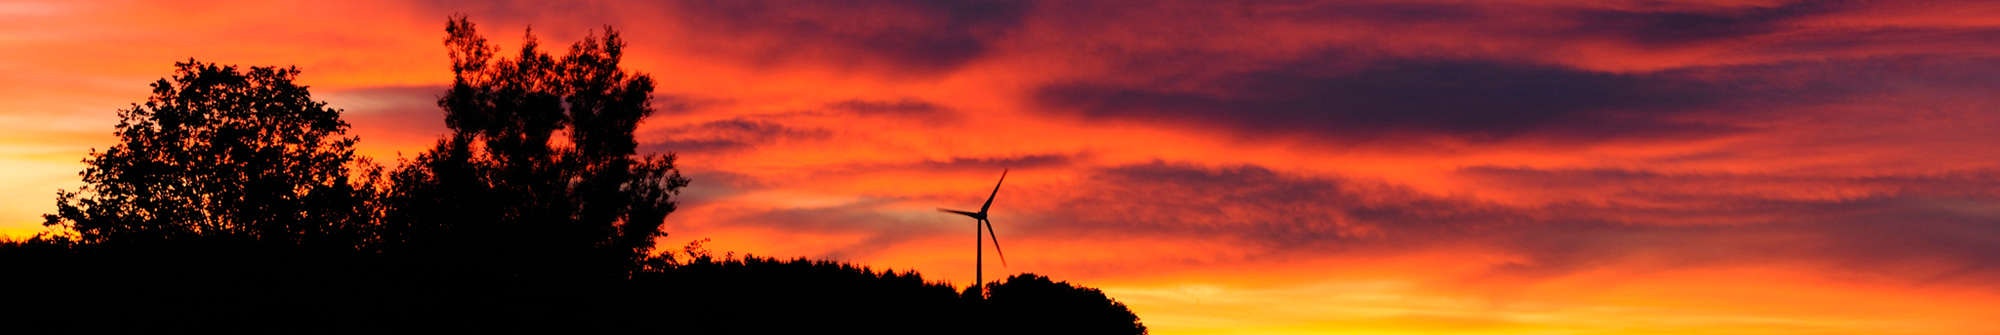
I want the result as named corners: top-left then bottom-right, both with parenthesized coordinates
top-left (5, 1), bottom-right (2000, 334)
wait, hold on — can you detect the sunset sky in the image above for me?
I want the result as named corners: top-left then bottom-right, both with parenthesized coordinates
top-left (5, 0), bottom-right (2000, 333)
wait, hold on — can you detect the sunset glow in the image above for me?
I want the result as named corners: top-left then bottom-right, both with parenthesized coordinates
top-left (5, 1), bottom-right (1999, 333)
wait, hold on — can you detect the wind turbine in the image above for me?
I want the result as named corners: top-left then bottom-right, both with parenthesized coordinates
top-left (939, 169), bottom-right (1008, 297)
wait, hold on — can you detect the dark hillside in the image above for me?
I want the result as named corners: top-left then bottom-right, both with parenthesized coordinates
top-left (1, 240), bottom-right (1145, 334)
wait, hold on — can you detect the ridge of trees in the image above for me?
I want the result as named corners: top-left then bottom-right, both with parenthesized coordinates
top-left (0, 239), bottom-right (1145, 334)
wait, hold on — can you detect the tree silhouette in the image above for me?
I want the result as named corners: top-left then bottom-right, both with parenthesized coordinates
top-left (986, 274), bottom-right (1149, 335)
top-left (378, 16), bottom-right (689, 276)
top-left (43, 60), bottom-right (371, 247)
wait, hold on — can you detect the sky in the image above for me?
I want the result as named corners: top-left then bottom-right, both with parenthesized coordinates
top-left (4, 0), bottom-right (2000, 334)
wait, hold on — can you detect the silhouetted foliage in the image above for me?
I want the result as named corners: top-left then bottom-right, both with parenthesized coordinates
top-left (986, 274), bottom-right (1149, 335)
top-left (2, 239), bottom-right (1144, 334)
top-left (43, 60), bottom-right (372, 248)
top-left (642, 255), bottom-right (969, 334)
top-left (6, 16), bottom-right (1146, 335)
top-left (379, 16), bottom-right (688, 277)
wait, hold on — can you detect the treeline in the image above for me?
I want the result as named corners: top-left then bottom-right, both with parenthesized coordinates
top-left (1, 240), bottom-right (1143, 334)
top-left (2, 16), bottom-right (1145, 334)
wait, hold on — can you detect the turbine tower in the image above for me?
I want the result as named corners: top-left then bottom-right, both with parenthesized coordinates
top-left (939, 169), bottom-right (1008, 297)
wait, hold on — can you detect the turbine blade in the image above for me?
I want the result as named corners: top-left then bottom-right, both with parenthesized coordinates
top-left (979, 169), bottom-right (1007, 214)
top-left (938, 208), bottom-right (982, 219)
top-left (985, 220), bottom-right (1007, 267)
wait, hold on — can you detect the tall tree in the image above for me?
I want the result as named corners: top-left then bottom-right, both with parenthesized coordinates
top-left (45, 61), bottom-right (370, 247)
top-left (381, 16), bottom-right (688, 275)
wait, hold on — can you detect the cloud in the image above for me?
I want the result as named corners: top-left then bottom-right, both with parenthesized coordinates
top-left (1483, 195), bottom-right (2000, 285)
top-left (671, 169), bottom-right (764, 207)
top-left (1562, 1), bottom-right (1848, 46)
top-left (1269, 1), bottom-right (1489, 24)
top-left (823, 98), bottom-right (957, 123)
top-left (643, 117), bottom-right (831, 153)
top-left (1035, 54), bottom-right (1742, 144)
top-left (712, 195), bottom-right (957, 260)
top-left (320, 85), bottom-right (451, 158)
top-left (1031, 161), bottom-right (1514, 252)
top-left (818, 153), bottom-right (1076, 176)
top-left (1742, 27), bottom-right (2000, 59)
top-left (1014, 161), bottom-right (2000, 285)
top-left (1461, 166), bottom-right (2000, 203)
top-left (659, 0), bottom-right (1029, 76)
top-left (910, 154), bottom-right (1071, 171)
top-left (1453, 166), bottom-right (2000, 283)
top-left (1037, 45), bottom-right (2000, 146)
top-left (651, 93), bottom-right (733, 116)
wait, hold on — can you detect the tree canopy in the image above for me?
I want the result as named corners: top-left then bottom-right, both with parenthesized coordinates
top-left (379, 16), bottom-right (689, 275)
top-left (44, 61), bottom-right (369, 247)
top-left (987, 274), bottom-right (1149, 335)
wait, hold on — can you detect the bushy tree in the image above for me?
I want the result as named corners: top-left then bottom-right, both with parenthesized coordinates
top-left (380, 16), bottom-right (689, 275)
top-left (44, 61), bottom-right (371, 247)
top-left (986, 274), bottom-right (1149, 335)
